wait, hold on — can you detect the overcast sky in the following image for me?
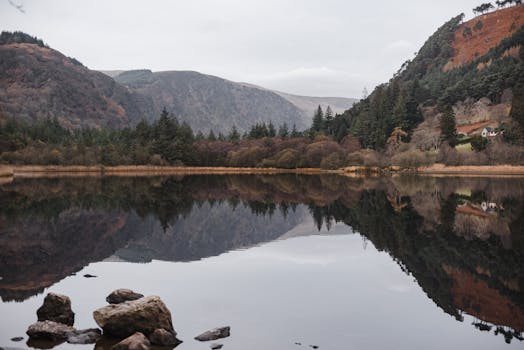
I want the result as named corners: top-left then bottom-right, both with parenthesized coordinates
top-left (2, 0), bottom-right (482, 98)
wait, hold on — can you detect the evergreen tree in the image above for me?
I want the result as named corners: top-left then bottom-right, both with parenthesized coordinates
top-left (324, 106), bottom-right (334, 135)
top-left (228, 125), bottom-right (240, 142)
top-left (510, 84), bottom-right (524, 140)
top-left (440, 106), bottom-right (457, 147)
top-left (312, 105), bottom-right (324, 132)
top-left (291, 124), bottom-right (300, 138)
top-left (268, 121), bottom-right (276, 137)
top-left (208, 130), bottom-right (217, 141)
top-left (278, 123), bottom-right (289, 138)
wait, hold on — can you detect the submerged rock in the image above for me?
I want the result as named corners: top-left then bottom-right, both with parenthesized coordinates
top-left (36, 293), bottom-right (75, 326)
top-left (106, 289), bottom-right (144, 304)
top-left (26, 321), bottom-right (75, 341)
top-left (194, 327), bottom-right (230, 341)
top-left (10, 337), bottom-right (23, 342)
top-left (84, 274), bottom-right (97, 278)
top-left (112, 332), bottom-right (150, 350)
top-left (148, 328), bottom-right (182, 346)
top-left (93, 295), bottom-right (175, 338)
top-left (210, 344), bottom-right (223, 349)
top-left (67, 328), bottom-right (102, 344)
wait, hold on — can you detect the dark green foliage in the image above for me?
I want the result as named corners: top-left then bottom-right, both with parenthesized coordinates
top-left (471, 135), bottom-right (489, 151)
top-left (510, 83), bottom-right (524, 139)
top-left (440, 106), bottom-right (458, 146)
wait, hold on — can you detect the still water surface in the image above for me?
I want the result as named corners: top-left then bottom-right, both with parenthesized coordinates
top-left (0, 175), bottom-right (522, 350)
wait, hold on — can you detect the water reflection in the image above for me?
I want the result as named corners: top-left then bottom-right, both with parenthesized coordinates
top-left (0, 174), bottom-right (523, 345)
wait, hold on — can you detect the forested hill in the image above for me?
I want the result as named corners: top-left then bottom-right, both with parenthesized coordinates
top-left (111, 69), bottom-right (308, 133)
top-left (0, 32), bottom-right (153, 129)
top-left (332, 3), bottom-right (524, 150)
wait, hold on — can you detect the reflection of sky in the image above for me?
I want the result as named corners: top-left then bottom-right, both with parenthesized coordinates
top-left (0, 222), bottom-right (517, 350)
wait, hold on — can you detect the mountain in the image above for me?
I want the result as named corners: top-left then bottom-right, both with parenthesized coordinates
top-left (0, 32), bottom-right (153, 129)
top-left (110, 69), bottom-right (308, 133)
top-left (332, 4), bottom-right (524, 150)
top-left (237, 82), bottom-right (357, 121)
top-left (0, 31), bottom-right (352, 133)
top-left (272, 90), bottom-right (357, 117)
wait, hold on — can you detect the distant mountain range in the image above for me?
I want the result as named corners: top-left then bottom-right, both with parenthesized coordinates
top-left (0, 32), bottom-right (355, 133)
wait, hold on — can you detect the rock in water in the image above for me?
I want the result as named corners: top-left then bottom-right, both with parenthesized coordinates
top-left (112, 332), bottom-right (151, 350)
top-left (194, 327), bottom-right (230, 341)
top-left (67, 328), bottom-right (102, 344)
top-left (36, 293), bottom-right (75, 326)
top-left (10, 337), bottom-right (23, 342)
top-left (148, 328), bottom-right (182, 346)
top-left (210, 344), bottom-right (223, 349)
top-left (106, 289), bottom-right (144, 304)
top-left (26, 321), bottom-right (75, 341)
top-left (93, 296), bottom-right (175, 338)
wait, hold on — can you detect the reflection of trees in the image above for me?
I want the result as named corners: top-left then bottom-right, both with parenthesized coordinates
top-left (1, 174), bottom-right (524, 342)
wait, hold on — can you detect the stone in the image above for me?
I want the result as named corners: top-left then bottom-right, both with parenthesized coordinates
top-left (112, 332), bottom-right (150, 350)
top-left (194, 327), bottom-right (230, 341)
top-left (36, 293), bottom-right (75, 326)
top-left (26, 321), bottom-right (75, 341)
top-left (210, 344), bottom-right (223, 349)
top-left (148, 328), bottom-right (182, 346)
top-left (66, 328), bottom-right (102, 344)
top-left (93, 295), bottom-right (175, 338)
top-left (84, 274), bottom-right (97, 278)
top-left (10, 337), bottom-right (23, 342)
top-left (106, 289), bottom-right (144, 304)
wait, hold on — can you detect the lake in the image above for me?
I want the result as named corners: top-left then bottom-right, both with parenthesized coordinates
top-left (0, 174), bottom-right (523, 350)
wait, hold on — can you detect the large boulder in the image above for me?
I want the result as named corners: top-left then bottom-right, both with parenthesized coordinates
top-left (26, 321), bottom-right (75, 341)
top-left (194, 327), bottom-right (230, 341)
top-left (93, 296), bottom-right (175, 338)
top-left (106, 289), bottom-right (144, 304)
top-left (148, 328), bottom-right (182, 346)
top-left (112, 332), bottom-right (150, 350)
top-left (36, 293), bottom-right (75, 326)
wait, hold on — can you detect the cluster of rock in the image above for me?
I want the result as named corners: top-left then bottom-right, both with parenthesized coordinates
top-left (25, 289), bottom-right (230, 349)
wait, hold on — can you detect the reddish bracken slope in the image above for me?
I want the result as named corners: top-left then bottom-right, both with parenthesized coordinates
top-left (445, 4), bottom-right (524, 70)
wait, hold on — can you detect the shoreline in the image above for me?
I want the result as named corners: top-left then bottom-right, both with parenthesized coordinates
top-left (0, 165), bottom-right (337, 178)
top-left (1, 164), bottom-right (524, 179)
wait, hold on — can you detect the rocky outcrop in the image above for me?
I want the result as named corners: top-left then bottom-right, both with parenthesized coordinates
top-left (26, 321), bottom-right (75, 341)
top-left (36, 292), bottom-right (75, 326)
top-left (93, 296), bottom-right (175, 338)
top-left (194, 327), bottom-right (230, 341)
top-left (148, 328), bottom-right (182, 346)
top-left (112, 332), bottom-right (151, 350)
top-left (106, 289), bottom-right (144, 304)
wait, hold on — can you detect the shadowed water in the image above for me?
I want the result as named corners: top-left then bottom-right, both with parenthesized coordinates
top-left (0, 174), bottom-right (523, 350)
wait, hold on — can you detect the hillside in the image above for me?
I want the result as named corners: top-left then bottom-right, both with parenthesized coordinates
top-left (445, 4), bottom-right (524, 70)
top-left (332, 4), bottom-right (524, 154)
top-left (0, 34), bottom-right (153, 129)
top-left (111, 69), bottom-right (308, 133)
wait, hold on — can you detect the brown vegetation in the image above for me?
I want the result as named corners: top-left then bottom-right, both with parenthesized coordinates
top-left (445, 4), bottom-right (524, 70)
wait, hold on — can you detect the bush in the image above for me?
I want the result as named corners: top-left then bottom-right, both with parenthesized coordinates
top-left (391, 149), bottom-right (436, 168)
top-left (304, 141), bottom-right (344, 167)
top-left (320, 153), bottom-right (347, 169)
top-left (470, 135), bottom-right (488, 152)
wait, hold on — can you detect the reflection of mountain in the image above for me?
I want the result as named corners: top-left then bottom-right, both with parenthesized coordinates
top-left (0, 176), bottom-right (310, 301)
top-left (113, 202), bottom-right (306, 263)
top-left (0, 175), bottom-right (523, 343)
